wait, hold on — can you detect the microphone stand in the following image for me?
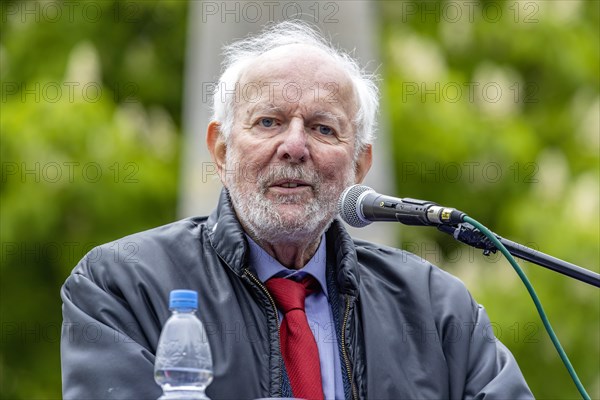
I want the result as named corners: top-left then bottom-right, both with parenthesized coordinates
top-left (438, 223), bottom-right (600, 288)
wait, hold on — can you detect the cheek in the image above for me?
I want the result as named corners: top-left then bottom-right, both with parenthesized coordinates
top-left (238, 161), bottom-right (263, 184)
top-left (224, 159), bottom-right (260, 187)
top-left (316, 151), bottom-right (355, 181)
top-left (238, 138), bottom-right (277, 162)
top-left (227, 140), bottom-right (273, 182)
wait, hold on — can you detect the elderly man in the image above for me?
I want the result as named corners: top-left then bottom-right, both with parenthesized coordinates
top-left (61, 21), bottom-right (533, 399)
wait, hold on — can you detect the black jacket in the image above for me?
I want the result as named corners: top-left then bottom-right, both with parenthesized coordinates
top-left (61, 190), bottom-right (533, 399)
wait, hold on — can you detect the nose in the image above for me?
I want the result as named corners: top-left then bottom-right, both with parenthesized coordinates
top-left (276, 118), bottom-right (309, 163)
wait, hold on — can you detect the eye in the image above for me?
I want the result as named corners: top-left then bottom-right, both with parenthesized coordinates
top-left (317, 125), bottom-right (334, 136)
top-left (258, 118), bottom-right (275, 128)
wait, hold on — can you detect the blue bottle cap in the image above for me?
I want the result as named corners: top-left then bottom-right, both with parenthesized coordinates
top-left (169, 289), bottom-right (198, 310)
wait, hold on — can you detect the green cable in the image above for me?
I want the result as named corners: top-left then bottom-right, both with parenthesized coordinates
top-left (462, 216), bottom-right (590, 400)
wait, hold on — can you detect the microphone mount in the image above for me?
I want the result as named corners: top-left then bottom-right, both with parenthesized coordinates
top-left (438, 223), bottom-right (600, 288)
top-left (374, 196), bottom-right (466, 226)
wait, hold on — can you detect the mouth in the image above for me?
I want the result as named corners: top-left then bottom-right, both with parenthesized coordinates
top-left (269, 179), bottom-right (313, 191)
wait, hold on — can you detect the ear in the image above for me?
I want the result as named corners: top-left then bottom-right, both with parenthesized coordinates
top-left (206, 121), bottom-right (227, 185)
top-left (354, 144), bottom-right (372, 183)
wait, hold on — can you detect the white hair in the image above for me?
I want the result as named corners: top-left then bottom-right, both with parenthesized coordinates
top-left (211, 20), bottom-right (379, 154)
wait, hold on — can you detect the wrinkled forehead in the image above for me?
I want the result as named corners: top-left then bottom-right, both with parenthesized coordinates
top-left (236, 44), bottom-right (357, 116)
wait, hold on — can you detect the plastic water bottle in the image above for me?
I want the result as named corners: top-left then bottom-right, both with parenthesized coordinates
top-left (154, 290), bottom-right (213, 399)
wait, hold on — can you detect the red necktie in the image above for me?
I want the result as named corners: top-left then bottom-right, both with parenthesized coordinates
top-left (265, 276), bottom-right (324, 400)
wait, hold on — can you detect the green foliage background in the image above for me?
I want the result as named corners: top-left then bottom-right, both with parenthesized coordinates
top-left (1, 1), bottom-right (598, 399)
top-left (1, 1), bottom-right (186, 398)
top-left (380, 1), bottom-right (599, 399)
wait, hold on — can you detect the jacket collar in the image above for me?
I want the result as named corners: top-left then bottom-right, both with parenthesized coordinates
top-left (207, 188), bottom-right (360, 296)
top-left (206, 189), bottom-right (249, 275)
top-left (326, 218), bottom-right (360, 297)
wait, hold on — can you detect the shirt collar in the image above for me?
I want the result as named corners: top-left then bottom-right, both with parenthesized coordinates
top-left (246, 234), bottom-right (329, 298)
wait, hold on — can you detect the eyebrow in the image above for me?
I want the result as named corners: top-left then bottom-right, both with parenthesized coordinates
top-left (311, 110), bottom-right (344, 125)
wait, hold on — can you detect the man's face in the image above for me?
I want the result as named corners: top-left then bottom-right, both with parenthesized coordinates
top-left (215, 45), bottom-right (371, 244)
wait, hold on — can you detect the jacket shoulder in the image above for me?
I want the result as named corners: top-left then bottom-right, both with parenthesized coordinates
top-left (68, 216), bottom-right (209, 284)
top-left (353, 238), bottom-right (467, 286)
top-left (352, 237), bottom-right (477, 320)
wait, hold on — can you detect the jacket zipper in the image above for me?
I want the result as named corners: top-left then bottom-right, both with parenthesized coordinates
top-left (341, 295), bottom-right (358, 400)
top-left (243, 269), bottom-right (283, 397)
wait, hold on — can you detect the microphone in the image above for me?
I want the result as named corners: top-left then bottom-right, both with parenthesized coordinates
top-left (338, 184), bottom-right (465, 228)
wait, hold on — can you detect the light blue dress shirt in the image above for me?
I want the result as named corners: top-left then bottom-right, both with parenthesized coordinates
top-left (246, 234), bottom-right (345, 400)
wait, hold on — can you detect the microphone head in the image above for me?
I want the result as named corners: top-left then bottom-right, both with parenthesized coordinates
top-left (338, 184), bottom-right (374, 228)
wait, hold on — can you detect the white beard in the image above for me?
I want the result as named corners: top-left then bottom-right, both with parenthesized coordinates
top-left (225, 150), bottom-right (355, 246)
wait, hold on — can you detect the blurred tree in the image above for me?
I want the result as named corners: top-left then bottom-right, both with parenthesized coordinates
top-left (1, 1), bottom-right (186, 398)
top-left (380, 0), bottom-right (599, 398)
